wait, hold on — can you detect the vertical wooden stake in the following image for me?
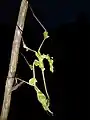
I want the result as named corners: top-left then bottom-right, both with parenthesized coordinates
top-left (0, 0), bottom-right (28, 120)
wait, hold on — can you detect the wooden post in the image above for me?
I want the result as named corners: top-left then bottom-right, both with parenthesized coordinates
top-left (0, 0), bottom-right (28, 120)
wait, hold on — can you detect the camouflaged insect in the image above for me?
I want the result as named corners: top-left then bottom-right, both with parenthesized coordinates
top-left (22, 30), bottom-right (54, 115)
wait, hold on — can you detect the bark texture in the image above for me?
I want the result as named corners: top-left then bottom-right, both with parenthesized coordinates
top-left (0, 0), bottom-right (28, 120)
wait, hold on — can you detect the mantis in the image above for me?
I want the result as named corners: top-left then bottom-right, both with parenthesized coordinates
top-left (14, 4), bottom-right (54, 115)
top-left (21, 30), bottom-right (54, 115)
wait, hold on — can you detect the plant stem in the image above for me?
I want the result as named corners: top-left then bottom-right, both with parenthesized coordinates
top-left (0, 0), bottom-right (28, 120)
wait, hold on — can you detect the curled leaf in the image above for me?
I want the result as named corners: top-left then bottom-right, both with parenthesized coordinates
top-left (34, 86), bottom-right (53, 115)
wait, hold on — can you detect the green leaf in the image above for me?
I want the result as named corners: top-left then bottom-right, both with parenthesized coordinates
top-left (34, 60), bottom-right (39, 66)
top-left (49, 59), bottom-right (54, 73)
top-left (43, 31), bottom-right (49, 40)
top-left (35, 52), bottom-right (45, 71)
top-left (34, 86), bottom-right (53, 114)
top-left (29, 78), bottom-right (37, 86)
top-left (42, 54), bottom-right (54, 73)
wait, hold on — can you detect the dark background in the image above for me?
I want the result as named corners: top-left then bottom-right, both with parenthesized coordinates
top-left (0, 0), bottom-right (88, 120)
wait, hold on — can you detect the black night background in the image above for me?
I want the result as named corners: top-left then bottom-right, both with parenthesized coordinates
top-left (0, 0), bottom-right (88, 120)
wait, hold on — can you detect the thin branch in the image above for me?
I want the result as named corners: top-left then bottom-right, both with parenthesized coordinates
top-left (21, 53), bottom-right (31, 67)
top-left (22, 37), bottom-right (36, 53)
top-left (33, 61), bottom-right (36, 78)
top-left (41, 70), bottom-right (50, 99)
top-left (11, 81), bottom-right (24, 92)
top-left (29, 4), bottom-right (47, 31)
top-left (38, 38), bottom-right (46, 51)
top-left (20, 52), bottom-right (33, 70)
top-left (0, 0), bottom-right (28, 120)
top-left (15, 77), bottom-right (30, 85)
